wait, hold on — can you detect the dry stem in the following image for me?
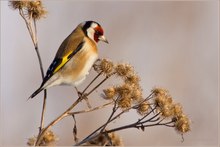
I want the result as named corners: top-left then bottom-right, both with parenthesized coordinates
top-left (68, 102), bottom-right (113, 115)
top-left (18, 7), bottom-right (47, 144)
top-left (35, 73), bottom-right (111, 145)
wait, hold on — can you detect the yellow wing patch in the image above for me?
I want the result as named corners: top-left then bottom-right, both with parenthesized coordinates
top-left (53, 41), bottom-right (85, 74)
top-left (53, 52), bottom-right (71, 73)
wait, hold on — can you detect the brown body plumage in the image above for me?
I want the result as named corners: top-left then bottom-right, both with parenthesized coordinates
top-left (29, 21), bottom-right (108, 99)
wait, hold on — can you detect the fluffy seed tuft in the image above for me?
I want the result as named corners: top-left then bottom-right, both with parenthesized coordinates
top-left (115, 63), bottom-right (134, 78)
top-left (27, 1), bottom-right (47, 19)
top-left (174, 114), bottom-right (190, 133)
top-left (9, 1), bottom-right (28, 10)
top-left (137, 101), bottom-right (150, 115)
top-left (94, 58), bottom-right (114, 76)
top-left (85, 132), bottom-right (124, 146)
top-left (103, 87), bottom-right (116, 99)
top-left (9, 0), bottom-right (47, 20)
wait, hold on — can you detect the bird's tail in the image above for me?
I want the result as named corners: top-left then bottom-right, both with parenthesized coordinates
top-left (28, 87), bottom-right (44, 100)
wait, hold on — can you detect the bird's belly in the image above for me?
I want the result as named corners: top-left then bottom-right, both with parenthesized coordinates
top-left (59, 51), bottom-right (98, 86)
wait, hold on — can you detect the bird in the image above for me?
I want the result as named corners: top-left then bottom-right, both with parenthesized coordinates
top-left (29, 21), bottom-right (108, 99)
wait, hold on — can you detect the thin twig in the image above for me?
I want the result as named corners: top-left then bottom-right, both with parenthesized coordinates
top-left (87, 75), bottom-right (112, 96)
top-left (68, 101), bottom-right (113, 115)
top-left (82, 72), bottom-right (102, 94)
top-left (19, 9), bottom-right (48, 146)
top-left (76, 92), bottom-right (155, 146)
top-left (33, 19), bottom-right (48, 134)
top-left (76, 105), bottom-right (129, 145)
top-left (19, 9), bottom-right (35, 46)
top-left (104, 118), bottom-right (174, 135)
top-left (140, 112), bottom-right (161, 124)
top-left (100, 98), bottom-right (119, 133)
top-left (137, 106), bottom-right (157, 123)
top-left (35, 99), bottom-right (79, 145)
top-left (35, 73), bottom-right (111, 145)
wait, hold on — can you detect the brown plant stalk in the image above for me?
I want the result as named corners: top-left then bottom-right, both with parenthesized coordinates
top-left (35, 72), bottom-right (112, 145)
top-left (75, 92), bottom-right (154, 146)
top-left (9, 1), bottom-right (48, 145)
top-left (10, 0), bottom-right (47, 140)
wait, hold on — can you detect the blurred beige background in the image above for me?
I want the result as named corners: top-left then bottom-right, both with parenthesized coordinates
top-left (1, 1), bottom-right (219, 146)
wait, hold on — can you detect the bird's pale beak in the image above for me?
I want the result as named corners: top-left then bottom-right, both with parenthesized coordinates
top-left (99, 35), bottom-right (109, 44)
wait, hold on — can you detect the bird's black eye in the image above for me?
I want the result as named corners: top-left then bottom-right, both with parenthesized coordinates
top-left (95, 31), bottom-right (100, 36)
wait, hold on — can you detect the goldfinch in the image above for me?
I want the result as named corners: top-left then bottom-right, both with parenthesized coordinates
top-left (29, 21), bottom-right (108, 99)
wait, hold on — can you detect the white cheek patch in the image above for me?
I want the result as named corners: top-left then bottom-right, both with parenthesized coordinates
top-left (86, 23), bottom-right (98, 42)
top-left (87, 27), bottom-right (95, 42)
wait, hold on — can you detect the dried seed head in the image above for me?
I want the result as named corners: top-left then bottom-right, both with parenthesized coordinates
top-left (94, 58), bottom-right (114, 75)
top-left (152, 87), bottom-right (169, 97)
top-left (9, 1), bottom-right (28, 10)
top-left (27, 130), bottom-right (57, 146)
top-left (39, 130), bottom-right (57, 146)
top-left (173, 103), bottom-right (183, 116)
top-left (154, 88), bottom-right (173, 107)
top-left (115, 81), bottom-right (142, 107)
top-left (103, 87), bottom-right (116, 99)
top-left (115, 63), bottom-right (134, 77)
top-left (116, 83), bottom-right (132, 97)
top-left (118, 96), bottom-right (132, 109)
top-left (43, 130), bottom-right (56, 143)
top-left (131, 86), bottom-right (143, 101)
top-left (85, 132), bottom-right (123, 146)
top-left (153, 88), bottom-right (177, 117)
top-left (174, 114), bottom-right (190, 133)
top-left (159, 104), bottom-right (174, 117)
top-left (155, 95), bottom-right (166, 107)
top-left (108, 132), bottom-right (124, 146)
top-left (9, 0), bottom-right (47, 20)
top-left (137, 101), bottom-right (149, 115)
top-left (27, 1), bottom-right (47, 19)
top-left (27, 137), bottom-right (36, 146)
top-left (124, 72), bottom-right (140, 85)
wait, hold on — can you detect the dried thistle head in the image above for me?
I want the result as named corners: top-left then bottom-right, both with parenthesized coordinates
top-left (124, 72), bottom-right (140, 85)
top-left (116, 83), bottom-right (133, 97)
top-left (103, 87), bottom-right (116, 99)
top-left (153, 88), bottom-right (176, 117)
top-left (152, 87), bottom-right (169, 97)
top-left (9, 0), bottom-right (47, 20)
top-left (154, 94), bottom-right (171, 107)
top-left (137, 101), bottom-right (150, 115)
top-left (130, 86), bottom-right (143, 101)
top-left (174, 114), bottom-right (190, 133)
top-left (94, 58), bottom-right (114, 76)
top-left (173, 103), bottom-right (183, 116)
top-left (27, 131), bottom-right (57, 146)
top-left (27, 137), bottom-right (36, 146)
top-left (85, 132), bottom-right (123, 146)
top-left (9, 1), bottom-right (28, 10)
top-left (115, 63), bottom-right (134, 78)
top-left (42, 130), bottom-right (56, 144)
top-left (118, 96), bottom-right (132, 109)
top-left (27, 1), bottom-right (47, 19)
top-left (159, 103), bottom-right (175, 117)
top-left (108, 132), bottom-right (124, 146)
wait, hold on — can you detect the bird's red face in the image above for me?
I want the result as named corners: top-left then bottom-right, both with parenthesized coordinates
top-left (94, 26), bottom-right (104, 43)
top-left (83, 21), bottom-right (108, 44)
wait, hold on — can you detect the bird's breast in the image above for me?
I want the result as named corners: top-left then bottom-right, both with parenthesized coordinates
top-left (59, 40), bottom-right (98, 86)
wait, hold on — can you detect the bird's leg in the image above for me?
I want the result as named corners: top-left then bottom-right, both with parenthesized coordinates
top-left (74, 87), bottom-right (91, 108)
